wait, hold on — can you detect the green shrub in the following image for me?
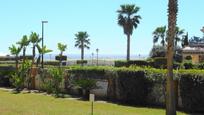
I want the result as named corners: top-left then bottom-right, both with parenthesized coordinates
top-left (153, 57), bottom-right (167, 69)
top-left (116, 70), bottom-right (153, 105)
top-left (76, 60), bottom-right (88, 65)
top-left (185, 56), bottom-right (192, 60)
top-left (0, 67), bottom-right (15, 87)
top-left (114, 60), bottom-right (149, 67)
top-left (55, 55), bottom-right (67, 61)
top-left (179, 73), bottom-right (204, 112)
top-left (183, 62), bottom-right (194, 69)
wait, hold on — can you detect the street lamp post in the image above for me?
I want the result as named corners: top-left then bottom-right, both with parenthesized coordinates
top-left (96, 48), bottom-right (99, 66)
top-left (41, 21), bottom-right (48, 68)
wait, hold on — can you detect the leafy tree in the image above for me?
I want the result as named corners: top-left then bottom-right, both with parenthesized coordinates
top-left (17, 35), bottom-right (30, 64)
top-left (153, 26), bottom-right (167, 47)
top-left (117, 4), bottom-right (141, 61)
top-left (166, 0), bottom-right (178, 114)
top-left (9, 44), bottom-right (21, 70)
top-left (57, 43), bottom-right (67, 66)
top-left (74, 31), bottom-right (90, 61)
top-left (29, 32), bottom-right (41, 66)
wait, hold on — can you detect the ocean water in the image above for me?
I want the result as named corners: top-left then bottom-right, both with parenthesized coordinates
top-left (43, 54), bottom-right (148, 61)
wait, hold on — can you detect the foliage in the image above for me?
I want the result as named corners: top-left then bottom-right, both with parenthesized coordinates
top-left (73, 78), bottom-right (96, 91)
top-left (149, 45), bottom-right (166, 58)
top-left (40, 68), bottom-right (64, 96)
top-left (76, 60), bottom-right (88, 65)
top-left (153, 57), bottom-right (167, 69)
top-left (153, 26), bottom-right (167, 46)
top-left (10, 60), bottom-right (31, 91)
top-left (182, 62), bottom-right (194, 69)
top-left (74, 31), bottom-right (90, 60)
top-left (114, 60), bottom-right (149, 67)
top-left (179, 73), bottom-right (204, 112)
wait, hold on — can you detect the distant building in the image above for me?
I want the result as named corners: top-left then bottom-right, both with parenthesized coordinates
top-left (182, 36), bottom-right (204, 64)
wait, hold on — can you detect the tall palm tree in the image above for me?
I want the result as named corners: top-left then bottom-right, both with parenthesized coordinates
top-left (17, 35), bottom-right (30, 64)
top-left (57, 43), bottom-right (67, 65)
top-left (166, 0), bottom-right (178, 115)
top-left (153, 26), bottom-right (184, 47)
top-left (29, 32), bottom-right (41, 66)
top-left (9, 44), bottom-right (21, 70)
top-left (117, 4), bottom-right (141, 61)
top-left (175, 27), bottom-right (184, 47)
top-left (153, 26), bottom-right (167, 47)
top-left (74, 31), bottom-right (90, 60)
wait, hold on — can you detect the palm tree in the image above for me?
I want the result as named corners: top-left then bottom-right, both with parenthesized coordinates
top-left (74, 31), bottom-right (90, 61)
top-left (36, 45), bottom-right (52, 67)
top-left (117, 4), bottom-right (141, 61)
top-left (17, 35), bottom-right (30, 64)
top-left (9, 44), bottom-right (21, 70)
top-left (57, 43), bottom-right (67, 66)
top-left (175, 27), bottom-right (184, 47)
top-left (153, 26), bottom-right (184, 47)
top-left (166, 0), bottom-right (178, 115)
top-left (29, 32), bottom-right (41, 66)
top-left (153, 26), bottom-right (167, 47)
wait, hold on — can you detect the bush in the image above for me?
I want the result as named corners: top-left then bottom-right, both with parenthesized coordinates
top-left (149, 45), bottom-right (166, 58)
top-left (44, 61), bottom-right (58, 66)
top-left (116, 70), bottom-right (153, 105)
top-left (179, 73), bottom-right (204, 112)
top-left (55, 55), bottom-right (67, 61)
top-left (76, 60), bottom-right (88, 65)
top-left (0, 67), bottom-right (15, 87)
top-left (183, 62), bottom-right (194, 69)
top-left (185, 56), bottom-right (192, 60)
top-left (153, 57), bottom-right (167, 69)
top-left (114, 60), bottom-right (149, 67)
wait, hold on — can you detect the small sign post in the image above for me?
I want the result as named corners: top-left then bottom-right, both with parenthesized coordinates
top-left (89, 94), bottom-right (95, 115)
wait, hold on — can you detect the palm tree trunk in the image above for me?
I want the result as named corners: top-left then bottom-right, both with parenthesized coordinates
top-left (127, 34), bottom-right (130, 61)
top-left (32, 45), bottom-right (35, 66)
top-left (81, 42), bottom-right (84, 61)
top-left (166, 0), bottom-right (177, 115)
top-left (15, 55), bottom-right (18, 70)
top-left (23, 47), bottom-right (26, 63)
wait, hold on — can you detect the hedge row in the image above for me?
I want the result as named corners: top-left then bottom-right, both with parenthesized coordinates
top-left (114, 57), bottom-right (167, 69)
top-left (66, 66), bottom-right (204, 112)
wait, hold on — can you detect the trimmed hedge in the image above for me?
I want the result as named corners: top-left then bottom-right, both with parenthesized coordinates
top-left (153, 57), bottom-right (167, 69)
top-left (76, 60), bottom-right (88, 64)
top-left (114, 60), bottom-right (149, 67)
top-left (55, 55), bottom-right (67, 61)
top-left (0, 66), bottom-right (15, 87)
top-left (179, 73), bottom-right (204, 112)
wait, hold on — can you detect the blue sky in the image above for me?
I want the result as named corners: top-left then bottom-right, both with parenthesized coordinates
top-left (0, 0), bottom-right (204, 56)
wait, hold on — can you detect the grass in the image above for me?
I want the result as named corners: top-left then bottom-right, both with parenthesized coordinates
top-left (0, 89), bottom-right (186, 115)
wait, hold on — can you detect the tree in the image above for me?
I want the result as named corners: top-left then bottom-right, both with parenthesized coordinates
top-left (181, 33), bottom-right (189, 48)
top-left (175, 27), bottom-right (184, 47)
top-left (17, 35), bottom-right (30, 64)
top-left (153, 26), bottom-right (184, 48)
top-left (36, 45), bottom-right (52, 67)
top-left (29, 32), bottom-right (41, 66)
top-left (9, 44), bottom-right (21, 70)
top-left (166, 0), bottom-right (178, 115)
top-left (117, 4), bottom-right (141, 61)
top-left (74, 31), bottom-right (90, 61)
top-left (149, 45), bottom-right (166, 58)
top-left (153, 26), bottom-right (167, 47)
top-left (57, 43), bottom-right (67, 66)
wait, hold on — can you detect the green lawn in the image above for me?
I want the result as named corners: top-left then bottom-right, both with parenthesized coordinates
top-left (0, 89), bottom-right (186, 115)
